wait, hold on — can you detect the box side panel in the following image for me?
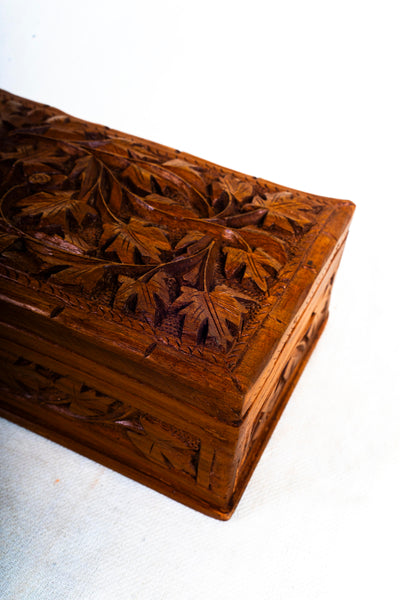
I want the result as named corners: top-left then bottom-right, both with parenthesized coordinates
top-left (226, 238), bottom-right (348, 513)
top-left (0, 322), bottom-right (240, 519)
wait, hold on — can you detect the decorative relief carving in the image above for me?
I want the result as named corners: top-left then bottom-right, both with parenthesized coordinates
top-left (0, 91), bottom-right (328, 351)
top-left (0, 91), bottom-right (355, 520)
top-left (240, 281), bottom-right (333, 468)
top-left (0, 356), bottom-right (200, 480)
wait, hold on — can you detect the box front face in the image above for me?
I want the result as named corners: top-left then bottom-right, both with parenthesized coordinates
top-left (0, 320), bottom-right (240, 518)
top-left (0, 90), bottom-right (355, 518)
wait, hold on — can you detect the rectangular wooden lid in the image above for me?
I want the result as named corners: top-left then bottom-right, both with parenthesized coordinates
top-left (0, 89), bottom-right (355, 424)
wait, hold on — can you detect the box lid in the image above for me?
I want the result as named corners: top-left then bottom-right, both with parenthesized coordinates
top-left (0, 90), bottom-right (355, 424)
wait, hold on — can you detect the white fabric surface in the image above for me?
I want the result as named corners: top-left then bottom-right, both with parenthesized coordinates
top-left (1, 1), bottom-right (399, 598)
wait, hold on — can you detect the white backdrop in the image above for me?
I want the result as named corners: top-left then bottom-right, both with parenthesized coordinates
top-left (1, 1), bottom-right (399, 599)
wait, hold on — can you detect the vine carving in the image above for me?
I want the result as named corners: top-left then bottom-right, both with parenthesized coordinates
top-left (0, 356), bottom-right (201, 480)
top-left (0, 91), bottom-right (327, 351)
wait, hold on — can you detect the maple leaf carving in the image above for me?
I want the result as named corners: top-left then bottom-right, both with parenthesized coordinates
top-left (175, 231), bottom-right (209, 253)
top-left (40, 374), bottom-right (127, 421)
top-left (162, 159), bottom-right (206, 192)
top-left (114, 271), bottom-right (170, 323)
top-left (122, 162), bottom-right (154, 193)
top-left (10, 361), bottom-right (60, 395)
top-left (163, 158), bottom-right (200, 175)
top-left (15, 191), bottom-right (90, 226)
top-left (50, 262), bottom-right (106, 289)
top-left (248, 193), bottom-right (314, 233)
top-left (125, 414), bottom-right (199, 478)
top-left (1, 144), bottom-right (71, 175)
top-left (100, 218), bottom-right (170, 263)
top-left (219, 174), bottom-right (253, 204)
top-left (174, 284), bottom-right (251, 348)
top-left (145, 193), bottom-right (199, 219)
top-left (0, 91), bottom-right (332, 356)
top-left (73, 155), bottom-right (101, 201)
top-left (108, 178), bottom-right (124, 214)
top-left (223, 246), bottom-right (282, 292)
top-left (61, 386), bottom-right (120, 419)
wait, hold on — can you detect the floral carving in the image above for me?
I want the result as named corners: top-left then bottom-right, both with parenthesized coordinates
top-left (0, 92), bottom-right (327, 351)
top-left (223, 246), bottom-right (282, 292)
top-left (0, 356), bottom-right (201, 480)
top-left (174, 285), bottom-right (250, 349)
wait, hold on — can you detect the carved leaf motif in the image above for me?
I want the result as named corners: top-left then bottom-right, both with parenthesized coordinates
top-left (50, 262), bottom-right (106, 289)
top-left (1, 353), bottom-right (202, 476)
top-left (30, 232), bottom-right (88, 256)
top-left (223, 246), bottom-right (282, 292)
top-left (100, 218), bottom-right (170, 263)
top-left (108, 178), bottom-right (123, 213)
top-left (24, 234), bottom-right (92, 267)
top-left (173, 233), bottom-right (214, 286)
top-left (122, 159), bottom-right (207, 214)
top-left (174, 285), bottom-right (251, 348)
top-left (144, 193), bottom-right (199, 219)
top-left (41, 376), bottom-right (128, 422)
top-left (73, 155), bottom-right (99, 197)
top-left (219, 174), bottom-right (253, 204)
top-left (181, 255), bottom-right (204, 287)
top-left (70, 155), bottom-right (93, 179)
top-left (114, 271), bottom-right (170, 321)
top-left (162, 158), bottom-right (206, 192)
top-left (0, 232), bottom-right (19, 253)
top-left (122, 162), bottom-right (154, 192)
top-left (163, 158), bottom-right (200, 175)
top-left (60, 387), bottom-right (121, 419)
top-left (15, 191), bottom-right (90, 226)
top-left (43, 120), bottom-right (93, 141)
top-left (0, 91), bottom-right (330, 354)
top-left (125, 415), bottom-right (199, 478)
top-left (237, 227), bottom-right (288, 266)
top-left (175, 231), bottom-right (209, 253)
top-left (249, 193), bottom-right (313, 233)
top-left (1, 144), bottom-right (70, 173)
top-left (63, 230), bottom-right (93, 254)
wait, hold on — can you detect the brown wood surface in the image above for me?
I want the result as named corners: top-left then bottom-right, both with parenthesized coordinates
top-left (0, 89), bottom-right (355, 518)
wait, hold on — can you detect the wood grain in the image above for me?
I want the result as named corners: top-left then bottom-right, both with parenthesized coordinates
top-left (0, 89), bottom-right (355, 518)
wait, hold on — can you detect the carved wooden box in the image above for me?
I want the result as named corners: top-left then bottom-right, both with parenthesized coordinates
top-left (0, 90), bottom-right (354, 519)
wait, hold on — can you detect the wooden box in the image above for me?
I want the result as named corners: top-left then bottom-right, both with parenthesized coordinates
top-left (0, 90), bottom-right (355, 519)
